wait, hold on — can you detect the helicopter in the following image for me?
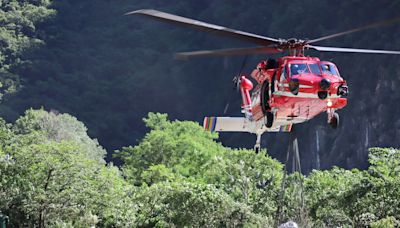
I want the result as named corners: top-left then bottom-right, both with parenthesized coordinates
top-left (127, 9), bottom-right (400, 152)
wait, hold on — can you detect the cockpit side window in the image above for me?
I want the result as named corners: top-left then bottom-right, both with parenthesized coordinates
top-left (280, 66), bottom-right (287, 82)
top-left (289, 63), bottom-right (310, 76)
top-left (321, 64), bottom-right (339, 76)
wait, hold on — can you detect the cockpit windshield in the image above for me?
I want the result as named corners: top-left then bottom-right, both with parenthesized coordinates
top-left (321, 64), bottom-right (339, 76)
top-left (290, 64), bottom-right (310, 76)
top-left (309, 63), bottom-right (321, 75)
top-left (288, 62), bottom-right (340, 77)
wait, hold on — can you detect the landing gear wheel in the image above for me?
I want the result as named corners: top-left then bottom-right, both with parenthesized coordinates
top-left (329, 113), bottom-right (339, 129)
top-left (266, 111), bottom-right (274, 128)
top-left (261, 81), bottom-right (270, 114)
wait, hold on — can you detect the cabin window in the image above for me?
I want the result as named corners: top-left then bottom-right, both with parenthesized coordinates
top-left (309, 63), bottom-right (321, 75)
top-left (321, 64), bottom-right (339, 76)
top-left (290, 64), bottom-right (310, 76)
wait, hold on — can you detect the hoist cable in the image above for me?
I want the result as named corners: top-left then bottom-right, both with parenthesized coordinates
top-left (275, 131), bottom-right (307, 226)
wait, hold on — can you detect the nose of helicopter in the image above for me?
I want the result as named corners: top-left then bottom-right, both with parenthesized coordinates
top-left (319, 75), bottom-right (348, 98)
top-left (291, 74), bottom-right (346, 98)
top-left (319, 78), bottom-right (331, 90)
top-left (292, 74), bottom-right (333, 89)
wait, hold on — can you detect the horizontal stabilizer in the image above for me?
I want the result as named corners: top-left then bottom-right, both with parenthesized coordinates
top-left (203, 117), bottom-right (248, 132)
top-left (204, 116), bottom-right (293, 134)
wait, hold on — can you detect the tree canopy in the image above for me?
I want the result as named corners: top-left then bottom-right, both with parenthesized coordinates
top-left (0, 109), bottom-right (136, 227)
top-left (0, 110), bottom-right (400, 227)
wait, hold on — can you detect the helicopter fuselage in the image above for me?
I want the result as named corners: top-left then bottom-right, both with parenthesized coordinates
top-left (203, 56), bottom-right (348, 151)
top-left (247, 56), bottom-right (348, 129)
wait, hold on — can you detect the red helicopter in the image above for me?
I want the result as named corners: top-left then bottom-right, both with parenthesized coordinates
top-left (128, 9), bottom-right (400, 152)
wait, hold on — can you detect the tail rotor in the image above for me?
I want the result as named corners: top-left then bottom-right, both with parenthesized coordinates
top-left (223, 56), bottom-right (248, 115)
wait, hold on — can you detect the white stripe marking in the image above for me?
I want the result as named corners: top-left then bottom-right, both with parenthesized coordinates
top-left (273, 91), bottom-right (341, 99)
top-left (279, 83), bottom-right (314, 89)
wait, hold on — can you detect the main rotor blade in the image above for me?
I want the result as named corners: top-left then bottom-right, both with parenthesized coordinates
top-left (308, 45), bottom-right (400, 55)
top-left (308, 16), bottom-right (400, 44)
top-left (127, 9), bottom-right (281, 46)
top-left (175, 46), bottom-right (283, 59)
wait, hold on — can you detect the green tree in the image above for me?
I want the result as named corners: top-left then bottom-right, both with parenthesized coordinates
top-left (133, 181), bottom-right (270, 227)
top-left (339, 148), bottom-right (400, 227)
top-left (116, 112), bottom-right (226, 185)
top-left (203, 148), bottom-right (283, 215)
top-left (13, 109), bottom-right (106, 161)
top-left (305, 148), bottom-right (400, 227)
top-left (117, 113), bottom-right (284, 221)
top-left (305, 167), bottom-right (361, 227)
top-left (0, 109), bottom-right (137, 227)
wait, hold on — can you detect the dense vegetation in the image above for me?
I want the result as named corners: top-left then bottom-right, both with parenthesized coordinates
top-left (0, 0), bottom-right (55, 98)
top-left (1, 110), bottom-right (400, 227)
top-left (0, 0), bottom-right (400, 227)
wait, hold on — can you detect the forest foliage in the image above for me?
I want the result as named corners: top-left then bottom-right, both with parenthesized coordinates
top-left (0, 110), bottom-right (399, 227)
top-left (0, 0), bottom-right (55, 98)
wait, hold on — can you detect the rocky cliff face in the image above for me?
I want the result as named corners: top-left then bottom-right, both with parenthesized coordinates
top-left (0, 0), bottom-right (399, 171)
